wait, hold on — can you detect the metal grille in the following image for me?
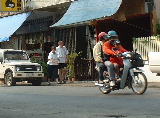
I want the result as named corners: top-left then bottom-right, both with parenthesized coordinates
top-left (18, 65), bottom-right (37, 71)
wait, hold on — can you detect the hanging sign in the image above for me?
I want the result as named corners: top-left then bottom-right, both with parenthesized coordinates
top-left (0, 0), bottom-right (23, 12)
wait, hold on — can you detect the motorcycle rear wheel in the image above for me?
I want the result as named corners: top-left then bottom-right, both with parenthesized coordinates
top-left (131, 73), bottom-right (147, 95)
top-left (99, 85), bottom-right (111, 94)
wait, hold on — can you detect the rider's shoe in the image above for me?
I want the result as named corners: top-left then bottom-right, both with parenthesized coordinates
top-left (110, 81), bottom-right (116, 86)
top-left (99, 80), bottom-right (104, 83)
top-left (117, 78), bottom-right (121, 81)
top-left (103, 79), bottom-right (109, 83)
top-left (115, 77), bottom-right (121, 81)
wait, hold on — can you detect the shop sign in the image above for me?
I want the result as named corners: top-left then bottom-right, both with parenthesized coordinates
top-left (0, 0), bottom-right (23, 12)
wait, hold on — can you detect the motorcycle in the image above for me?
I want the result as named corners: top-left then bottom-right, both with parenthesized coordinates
top-left (95, 49), bottom-right (148, 95)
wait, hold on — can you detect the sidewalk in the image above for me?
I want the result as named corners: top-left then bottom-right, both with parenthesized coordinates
top-left (41, 81), bottom-right (96, 87)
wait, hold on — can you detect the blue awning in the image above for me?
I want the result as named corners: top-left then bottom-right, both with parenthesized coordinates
top-left (50, 0), bottom-right (122, 27)
top-left (0, 12), bottom-right (31, 42)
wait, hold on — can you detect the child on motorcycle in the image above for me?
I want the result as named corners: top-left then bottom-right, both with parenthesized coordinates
top-left (110, 40), bottom-right (127, 78)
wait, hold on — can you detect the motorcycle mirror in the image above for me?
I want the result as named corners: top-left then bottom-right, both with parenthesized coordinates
top-left (135, 48), bottom-right (137, 53)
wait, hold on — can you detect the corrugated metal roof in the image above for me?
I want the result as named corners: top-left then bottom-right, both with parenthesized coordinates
top-left (50, 0), bottom-right (122, 27)
top-left (26, 10), bottom-right (55, 20)
top-left (0, 12), bottom-right (30, 42)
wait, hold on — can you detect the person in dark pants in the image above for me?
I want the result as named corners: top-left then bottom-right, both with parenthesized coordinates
top-left (110, 40), bottom-right (127, 77)
top-left (56, 41), bottom-right (69, 84)
top-left (93, 32), bottom-right (108, 83)
top-left (103, 30), bottom-right (127, 86)
top-left (47, 46), bottom-right (59, 85)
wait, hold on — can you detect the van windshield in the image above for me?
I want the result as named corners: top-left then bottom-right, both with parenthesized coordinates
top-left (4, 51), bottom-right (29, 60)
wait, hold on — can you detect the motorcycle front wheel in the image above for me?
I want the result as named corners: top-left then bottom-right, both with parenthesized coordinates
top-left (131, 73), bottom-right (147, 95)
top-left (99, 84), bottom-right (111, 94)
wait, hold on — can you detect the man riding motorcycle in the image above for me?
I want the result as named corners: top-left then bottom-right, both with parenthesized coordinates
top-left (103, 30), bottom-right (127, 86)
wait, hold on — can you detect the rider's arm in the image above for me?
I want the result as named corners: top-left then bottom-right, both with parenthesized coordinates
top-left (103, 41), bottom-right (115, 55)
top-left (119, 46), bottom-right (128, 53)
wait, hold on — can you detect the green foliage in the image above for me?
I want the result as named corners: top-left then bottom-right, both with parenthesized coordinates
top-left (30, 56), bottom-right (48, 77)
top-left (156, 20), bottom-right (160, 35)
top-left (132, 37), bottom-right (136, 43)
top-left (132, 37), bottom-right (155, 46)
top-left (67, 52), bottom-right (81, 78)
top-left (139, 40), bottom-right (151, 45)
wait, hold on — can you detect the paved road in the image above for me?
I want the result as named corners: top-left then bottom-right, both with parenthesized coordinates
top-left (1, 81), bottom-right (160, 88)
top-left (0, 85), bottom-right (160, 118)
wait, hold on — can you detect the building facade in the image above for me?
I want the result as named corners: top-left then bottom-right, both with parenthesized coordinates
top-left (0, 0), bottom-right (158, 62)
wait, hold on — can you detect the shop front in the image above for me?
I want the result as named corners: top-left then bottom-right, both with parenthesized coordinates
top-left (49, 0), bottom-right (152, 81)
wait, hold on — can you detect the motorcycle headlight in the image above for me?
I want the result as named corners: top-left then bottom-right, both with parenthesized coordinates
top-left (37, 66), bottom-right (41, 71)
top-left (126, 53), bottom-right (132, 58)
top-left (122, 52), bottom-right (133, 59)
top-left (16, 67), bottom-right (20, 71)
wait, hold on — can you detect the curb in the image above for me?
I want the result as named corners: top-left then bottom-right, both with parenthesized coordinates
top-left (0, 82), bottom-right (160, 88)
top-left (42, 81), bottom-right (160, 88)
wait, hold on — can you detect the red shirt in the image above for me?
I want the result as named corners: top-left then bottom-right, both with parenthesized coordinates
top-left (110, 50), bottom-right (123, 66)
top-left (103, 41), bottom-right (127, 66)
top-left (103, 41), bottom-right (127, 55)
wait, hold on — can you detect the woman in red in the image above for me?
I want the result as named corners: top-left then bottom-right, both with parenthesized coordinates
top-left (103, 31), bottom-right (127, 86)
top-left (110, 40), bottom-right (127, 77)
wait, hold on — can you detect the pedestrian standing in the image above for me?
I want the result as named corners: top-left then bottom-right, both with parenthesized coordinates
top-left (47, 46), bottom-right (59, 85)
top-left (56, 41), bottom-right (69, 84)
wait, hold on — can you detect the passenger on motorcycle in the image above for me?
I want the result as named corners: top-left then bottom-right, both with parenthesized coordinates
top-left (103, 30), bottom-right (127, 86)
top-left (93, 32), bottom-right (108, 83)
top-left (110, 39), bottom-right (128, 78)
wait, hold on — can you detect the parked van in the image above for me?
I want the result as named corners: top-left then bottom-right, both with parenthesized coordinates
top-left (148, 52), bottom-right (160, 75)
top-left (0, 49), bottom-right (44, 86)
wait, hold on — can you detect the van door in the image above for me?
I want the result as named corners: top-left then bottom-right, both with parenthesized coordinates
top-left (0, 52), bottom-right (4, 78)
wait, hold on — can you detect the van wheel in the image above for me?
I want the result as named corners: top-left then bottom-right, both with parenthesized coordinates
top-left (5, 72), bottom-right (16, 86)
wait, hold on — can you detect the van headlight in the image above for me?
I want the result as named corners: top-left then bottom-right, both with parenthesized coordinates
top-left (37, 66), bottom-right (41, 71)
top-left (16, 67), bottom-right (20, 71)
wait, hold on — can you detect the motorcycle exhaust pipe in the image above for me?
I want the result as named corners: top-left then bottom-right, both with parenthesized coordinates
top-left (95, 83), bottom-right (104, 86)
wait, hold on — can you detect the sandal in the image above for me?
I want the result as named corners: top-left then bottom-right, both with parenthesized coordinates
top-left (48, 82), bottom-right (51, 86)
top-left (61, 80), bottom-right (66, 84)
top-left (57, 81), bottom-right (62, 84)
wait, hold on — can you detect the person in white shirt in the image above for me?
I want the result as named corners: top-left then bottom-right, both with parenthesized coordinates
top-left (56, 41), bottom-right (69, 84)
top-left (47, 46), bottom-right (59, 85)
